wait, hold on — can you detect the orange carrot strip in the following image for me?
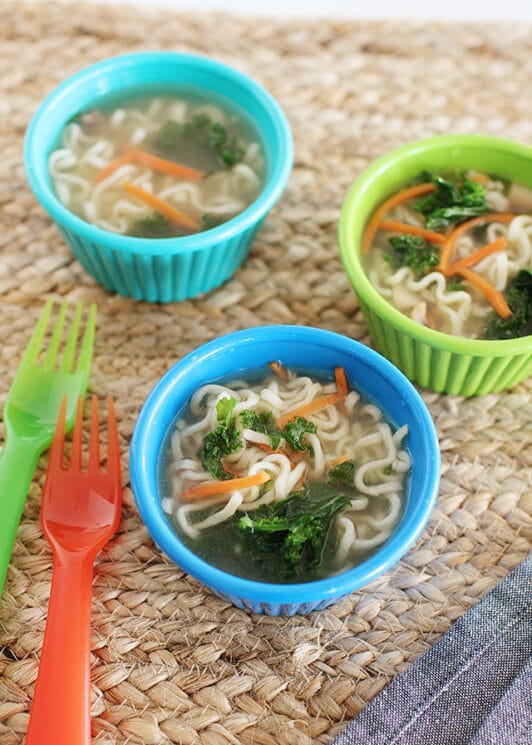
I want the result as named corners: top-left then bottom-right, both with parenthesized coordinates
top-left (469, 172), bottom-right (490, 185)
top-left (362, 181), bottom-right (436, 253)
top-left (277, 392), bottom-right (345, 429)
top-left (94, 154), bottom-right (133, 184)
top-left (437, 212), bottom-right (514, 271)
top-left (95, 149), bottom-right (204, 184)
top-left (254, 442), bottom-right (278, 455)
top-left (122, 181), bottom-right (200, 231)
top-left (445, 236), bottom-right (507, 277)
top-left (253, 441), bottom-right (301, 469)
top-left (294, 475), bottom-right (306, 491)
top-left (126, 147), bottom-right (204, 182)
top-left (254, 441), bottom-right (297, 462)
top-left (454, 267), bottom-right (512, 319)
top-left (379, 219), bottom-right (447, 245)
top-left (269, 361), bottom-right (289, 380)
top-left (181, 470), bottom-right (270, 502)
top-left (330, 453), bottom-right (349, 467)
top-left (334, 366), bottom-right (349, 397)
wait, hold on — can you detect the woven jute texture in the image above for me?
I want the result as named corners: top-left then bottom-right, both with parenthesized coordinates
top-left (1, 2), bottom-right (531, 743)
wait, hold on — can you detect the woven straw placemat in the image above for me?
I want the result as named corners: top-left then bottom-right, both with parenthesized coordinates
top-left (1, 2), bottom-right (531, 743)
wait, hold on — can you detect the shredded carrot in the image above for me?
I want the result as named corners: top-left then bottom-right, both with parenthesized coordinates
top-left (95, 149), bottom-right (204, 184)
top-left (181, 470), bottom-right (270, 502)
top-left (269, 361), bottom-right (289, 380)
top-left (378, 219), bottom-right (447, 245)
top-left (94, 154), bottom-right (133, 184)
top-left (277, 391), bottom-right (345, 429)
top-left (278, 369), bottom-right (350, 428)
top-left (437, 212), bottom-right (514, 271)
top-left (334, 366), bottom-right (349, 397)
top-left (444, 236), bottom-right (507, 276)
top-left (330, 453), bottom-right (349, 467)
top-left (362, 181), bottom-right (436, 253)
top-left (453, 267), bottom-right (512, 319)
top-left (294, 475), bottom-right (306, 491)
top-left (253, 440), bottom-right (295, 458)
top-left (469, 172), bottom-right (490, 185)
top-left (125, 147), bottom-right (204, 182)
top-left (253, 441), bottom-right (301, 469)
top-left (122, 181), bottom-right (200, 231)
top-left (254, 441), bottom-right (278, 455)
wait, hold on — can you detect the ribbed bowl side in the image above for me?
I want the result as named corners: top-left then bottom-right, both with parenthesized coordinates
top-left (59, 221), bottom-right (261, 302)
top-left (214, 590), bottom-right (343, 616)
top-left (361, 303), bottom-right (532, 396)
top-left (56, 227), bottom-right (116, 291)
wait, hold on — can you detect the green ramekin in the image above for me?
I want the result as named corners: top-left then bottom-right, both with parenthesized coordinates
top-left (338, 134), bottom-right (532, 396)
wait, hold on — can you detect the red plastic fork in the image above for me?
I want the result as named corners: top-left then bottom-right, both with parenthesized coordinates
top-left (25, 395), bottom-right (122, 745)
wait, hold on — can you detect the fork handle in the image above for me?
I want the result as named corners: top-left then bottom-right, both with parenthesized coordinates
top-left (0, 437), bottom-right (41, 597)
top-left (25, 551), bottom-right (94, 745)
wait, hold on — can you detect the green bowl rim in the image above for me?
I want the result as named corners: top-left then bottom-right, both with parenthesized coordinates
top-left (338, 133), bottom-right (532, 356)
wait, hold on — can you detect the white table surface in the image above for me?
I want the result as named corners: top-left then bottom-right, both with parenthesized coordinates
top-left (22, 0), bottom-right (532, 21)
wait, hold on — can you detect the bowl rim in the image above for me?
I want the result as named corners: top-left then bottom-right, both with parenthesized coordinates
top-left (129, 325), bottom-right (441, 606)
top-left (338, 133), bottom-right (532, 354)
top-left (23, 50), bottom-right (294, 256)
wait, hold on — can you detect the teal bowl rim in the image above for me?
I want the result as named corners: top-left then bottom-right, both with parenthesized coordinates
top-left (24, 51), bottom-right (294, 256)
top-left (338, 134), bottom-right (532, 355)
top-left (129, 325), bottom-right (441, 611)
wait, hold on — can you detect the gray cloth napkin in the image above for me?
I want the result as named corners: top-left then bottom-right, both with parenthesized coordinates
top-left (332, 554), bottom-right (532, 745)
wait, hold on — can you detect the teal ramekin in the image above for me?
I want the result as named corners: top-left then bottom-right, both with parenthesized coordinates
top-left (130, 325), bottom-right (440, 616)
top-left (338, 134), bottom-right (532, 396)
top-left (24, 52), bottom-right (293, 303)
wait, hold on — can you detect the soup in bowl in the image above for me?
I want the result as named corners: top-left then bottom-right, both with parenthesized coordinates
top-left (24, 52), bottom-right (293, 302)
top-left (130, 325), bottom-right (440, 615)
top-left (338, 135), bottom-right (532, 396)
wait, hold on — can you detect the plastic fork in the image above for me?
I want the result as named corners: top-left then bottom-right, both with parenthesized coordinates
top-left (25, 394), bottom-right (122, 745)
top-left (0, 298), bottom-right (96, 596)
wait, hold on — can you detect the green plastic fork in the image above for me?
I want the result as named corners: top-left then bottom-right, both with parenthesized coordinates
top-left (0, 298), bottom-right (96, 597)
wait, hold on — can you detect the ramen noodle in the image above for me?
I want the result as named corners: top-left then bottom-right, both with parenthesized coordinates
top-left (48, 93), bottom-right (265, 237)
top-left (362, 172), bottom-right (532, 339)
top-left (160, 363), bottom-right (411, 583)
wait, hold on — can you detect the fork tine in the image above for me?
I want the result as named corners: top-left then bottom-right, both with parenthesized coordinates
top-left (59, 301), bottom-right (83, 373)
top-left (88, 396), bottom-right (100, 472)
top-left (70, 396), bottom-right (84, 472)
top-left (18, 299), bottom-right (96, 377)
top-left (47, 395), bottom-right (68, 475)
top-left (19, 297), bottom-right (55, 366)
top-left (105, 397), bottom-right (120, 479)
top-left (42, 300), bottom-right (68, 371)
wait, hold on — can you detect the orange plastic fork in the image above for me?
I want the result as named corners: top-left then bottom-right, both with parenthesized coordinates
top-left (25, 395), bottom-right (122, 745)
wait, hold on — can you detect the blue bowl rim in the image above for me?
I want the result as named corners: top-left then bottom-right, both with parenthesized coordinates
top-left (23, 50), bottom-right (294, 256)
top-left (130, 325), bottom-right (441, 607)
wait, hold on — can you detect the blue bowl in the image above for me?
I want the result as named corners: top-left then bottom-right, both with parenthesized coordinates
top-left (130, 326), bottom-right (441, 615)
top-left (24, 51), bottom-right (293, 302)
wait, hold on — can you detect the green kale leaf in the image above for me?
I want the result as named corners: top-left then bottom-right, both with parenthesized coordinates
top-left (445, 275), bottom-right (466, 292)
top-left (484, 269), bottom-right (532, 340)
top-left (201, 213), bottom-right (226, 231)
top-left (282, 416), bottom-right (317, 454)
top-left (414, 172), bottom-right (490, 231)
top-left (328, 459), bottom-right (357, 485)
top-left (241, 410), bottom-right (319, 455)
top-left (240, 410), bottom-right (283, 450)
top-left (198, 396), bottom-right (243, 480)
top-left (216, 396), bottom-right (237, 427)
top-left (238, 475), bottom-right (353, 579)
top-left (385, 234), bottom-right (440, 279)
top-left (129, 211), bottom-right (188, 238)
top-left (153, 114), bottom-right (244, 172)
